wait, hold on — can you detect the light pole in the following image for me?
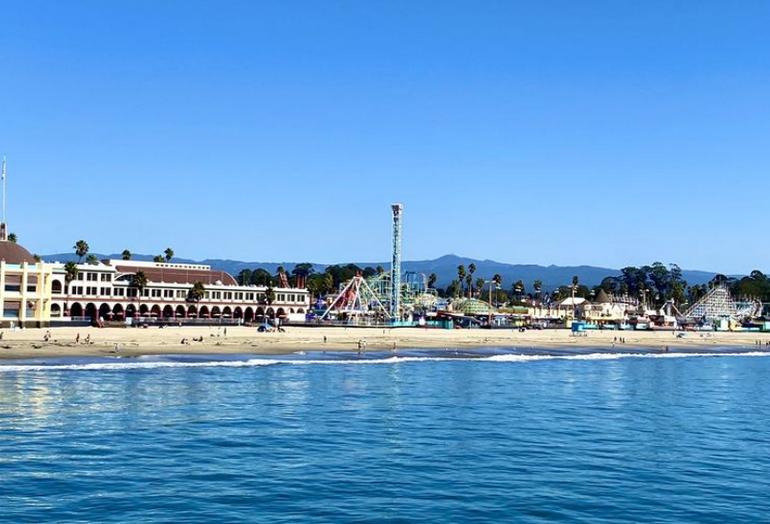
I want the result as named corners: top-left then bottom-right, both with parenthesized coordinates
top-left (481, 279), bottom-right (501, 326)
top-left (640, 288), bottom-right (650, 312)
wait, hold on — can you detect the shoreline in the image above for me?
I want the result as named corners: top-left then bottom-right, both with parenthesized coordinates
top-left (0, 325), bottom-right (768, 361)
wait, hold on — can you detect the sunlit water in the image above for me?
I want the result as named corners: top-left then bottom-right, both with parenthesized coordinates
top-left (1, 348), bottom-right (769, 523)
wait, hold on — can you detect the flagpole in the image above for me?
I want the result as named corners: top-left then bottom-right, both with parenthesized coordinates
top-left (1, 156), bottom-right (6, 226)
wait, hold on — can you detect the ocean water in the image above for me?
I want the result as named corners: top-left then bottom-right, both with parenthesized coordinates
top-left (1, 348), bottom-right (769, 523)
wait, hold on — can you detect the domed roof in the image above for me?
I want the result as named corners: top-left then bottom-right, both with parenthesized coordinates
top-left (0, 240), bottom-right (37, 264)
top-left (452, 298), bottom-right (494, 315)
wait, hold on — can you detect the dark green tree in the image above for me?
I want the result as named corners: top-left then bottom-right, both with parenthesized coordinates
top-left (73, 240), bottom-right (89, 262)
top-left (188, 281), bottom-right (205, 302)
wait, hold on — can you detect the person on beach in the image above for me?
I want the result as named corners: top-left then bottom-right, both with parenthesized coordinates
top-left (323, 335), bottom-right (327, 344)
top-left (75, 333), bottom-right (80, 344)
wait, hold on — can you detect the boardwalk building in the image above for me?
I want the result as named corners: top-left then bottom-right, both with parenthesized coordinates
top-left (48, 259), bottom-right (309, 324)
top-left (0, 228), bottom-right (54, 327)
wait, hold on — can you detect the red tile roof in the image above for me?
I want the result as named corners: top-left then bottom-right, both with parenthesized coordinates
top-left (0, 241), bottom-right (36, 264)
top-left (114, 265), bottom-right (238, 286)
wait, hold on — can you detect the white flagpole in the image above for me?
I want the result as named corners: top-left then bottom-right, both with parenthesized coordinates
top-left (1, 156), bottom-right (6, 226)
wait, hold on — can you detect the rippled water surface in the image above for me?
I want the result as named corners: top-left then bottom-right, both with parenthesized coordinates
top-left (1, 349), bottom-right (769, 523)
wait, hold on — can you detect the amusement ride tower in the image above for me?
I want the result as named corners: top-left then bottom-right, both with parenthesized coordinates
top-left (390, 203), bottom-right (403, 320)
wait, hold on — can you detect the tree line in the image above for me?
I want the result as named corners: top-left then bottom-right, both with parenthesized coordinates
top-left (48, 241), bottom-right (770, 308)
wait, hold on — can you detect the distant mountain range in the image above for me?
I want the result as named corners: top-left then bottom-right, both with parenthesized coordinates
top-left (41, 253), bottom-right (724, 291)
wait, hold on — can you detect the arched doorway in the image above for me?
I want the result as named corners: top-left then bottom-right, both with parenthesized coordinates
top-left (222, 306), bottom-right (232, 318)
top-left (85, 303), bottom-right (97, 322)
top-left (69, 302), bottom-right (83, 317)
top-left (266, 308), bottom-right (275, 319)
top-left (51, 303), bottom-right (62, 317)
top-left (139, 304), bottom-right (150, 316)
top-left (176, 305), bottom-right (186, 318)
top-left (113, 303), bottom-right (125, 319)
top-left (51, 280), bottom-right (63, 295)
top-left (199, 305), bottom-right (210, 318)
top-left (125, 304), bottom-right (136, 318)
top-left (151, 305), bottom-right (161, 318)
top-left (256, 307), bottom-right (265, 320)
top-left (187, 305), bottom-right (198, 318)
top-left (233, 307), bottom-right (243, 319)
top-left (162, 305), bottom-right (174, 318)
top-left (99, 303), bottom-right (111, 320)
top-left (244, 307), bottom-right (254, 322)
top-left (211, 306), bottom-right (221, 318)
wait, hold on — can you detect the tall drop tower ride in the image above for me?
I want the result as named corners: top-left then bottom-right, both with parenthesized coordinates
top-left (390, 203), bottom-right (403, 319)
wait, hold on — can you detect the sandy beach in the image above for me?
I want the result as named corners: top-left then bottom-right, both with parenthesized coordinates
top-left (0, 325), bottom-right (768, 360)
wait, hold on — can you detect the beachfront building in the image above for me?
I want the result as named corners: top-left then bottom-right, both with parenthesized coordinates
top-left (581, 289), bottom-right (631, 324)
top-left (48, 259), bottom-right (310, 324)
top-left (0, 227), bottom-right (55, 327)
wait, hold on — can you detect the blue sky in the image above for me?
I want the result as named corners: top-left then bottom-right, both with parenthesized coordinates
top-left (2, 1), bottom-right (769, 273)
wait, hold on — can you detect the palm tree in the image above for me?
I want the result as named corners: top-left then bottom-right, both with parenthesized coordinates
top-left (457, 265), bottom-right (466, 295)
top-left (153, 255), bottom-right (164, 263)
top-left (63, 261), bottom-right (79, 315)
top-left (130, 271), bottom-right (148, 311)
top-left (8, 233), bottom-right (17, 243)
top-left (427, 273), bottom-right (438, 289)
top-left (533, 279), bottom-right (543, 301)
top-left (465, 275), bottom-right (472, 297)
top-left (188, 281), bottom-right (205, 302)
top-left (468, 263), bottom-right (477, 297)
top-left (493, 274), bottom-right (503, 306)
top-left (64, 261), bottom-right (79, 290)
top-left (512, 279), bottom-right (525, 304)
top-left (121, 249), bottom-right (132, 260)
top-left (86, 254), bottom-right (99, 265)
top-left (164, 247), bottom-right (174, 262)
top-left (475, 277), bottom-right (485, 298)
top-left (74, 240), bottom-right (89, 262)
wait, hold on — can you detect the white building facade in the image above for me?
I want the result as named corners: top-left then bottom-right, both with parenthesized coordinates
top-left (49, 259), bottom-right (309, 324)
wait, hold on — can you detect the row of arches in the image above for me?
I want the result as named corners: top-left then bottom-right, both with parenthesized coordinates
top-left (60, 302), bottom-right (305, 321)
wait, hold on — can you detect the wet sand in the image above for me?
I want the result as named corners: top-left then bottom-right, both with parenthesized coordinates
top-left (0, 325), bottom-right (768, 360)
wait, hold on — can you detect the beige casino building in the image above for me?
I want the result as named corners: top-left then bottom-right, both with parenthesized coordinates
top-left (0, 225), bottom-right (55, 327)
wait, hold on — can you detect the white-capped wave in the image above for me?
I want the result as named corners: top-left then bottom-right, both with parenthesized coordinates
top-left (0, 351), bottom-right (767, 373)
top-left (0, 358), bottom-right (283, 373)
top-left (485, 351), bottom-right (770, 362)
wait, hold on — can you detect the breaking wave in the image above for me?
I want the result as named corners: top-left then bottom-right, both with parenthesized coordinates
top-left (0, 350), bottom-right (768, 373)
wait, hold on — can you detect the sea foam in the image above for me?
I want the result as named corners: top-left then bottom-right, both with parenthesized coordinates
top-left (0, 350), bottom-right (768, 373)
